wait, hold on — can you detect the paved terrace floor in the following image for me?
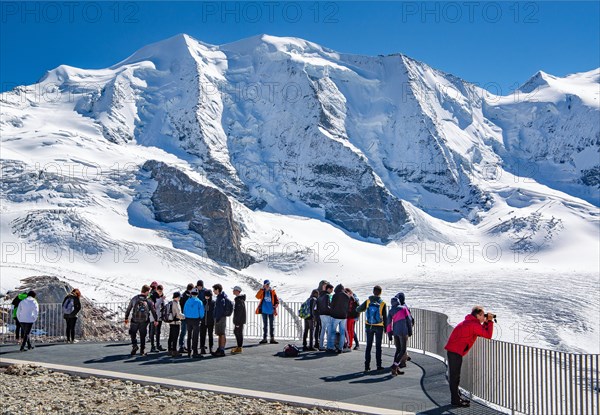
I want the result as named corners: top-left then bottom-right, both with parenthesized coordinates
top-left (0, 340), bottom-right (503, 415)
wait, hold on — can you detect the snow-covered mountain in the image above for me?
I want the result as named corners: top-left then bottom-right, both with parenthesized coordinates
top-left (1, 34), bottom-right (599, 352)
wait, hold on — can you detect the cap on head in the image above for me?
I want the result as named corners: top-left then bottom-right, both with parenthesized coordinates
top-left (191, 288), bottom-right (199, 296)
top-left (263, 279), bottom-right (270, 285)
top-left (150, 281), bottom-right (158, 288)
top-left (233, 286), bottom-right (242, 293)
top-left (27, 290), bottom-right (36, 298)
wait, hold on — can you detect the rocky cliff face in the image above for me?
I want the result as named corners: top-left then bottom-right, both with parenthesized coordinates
top-left (142, 160), bottom-right (254, 269)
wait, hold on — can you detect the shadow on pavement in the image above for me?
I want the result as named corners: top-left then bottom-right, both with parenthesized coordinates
top-left (320, 371), bottom-right (366, 382)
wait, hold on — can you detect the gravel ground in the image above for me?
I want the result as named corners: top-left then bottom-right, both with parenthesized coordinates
top-left (0, 364), bottom-right (356, 415)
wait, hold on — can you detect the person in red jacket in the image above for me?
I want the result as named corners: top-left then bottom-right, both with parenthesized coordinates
top-left (444, 305), bottom-right (494, 408)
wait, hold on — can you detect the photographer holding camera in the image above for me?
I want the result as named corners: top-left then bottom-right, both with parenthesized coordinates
top-left (444, 305), bottom-right (495, 407)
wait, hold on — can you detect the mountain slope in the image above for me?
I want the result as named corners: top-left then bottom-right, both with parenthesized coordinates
top-left (1, 33), bottom-right (598, 352)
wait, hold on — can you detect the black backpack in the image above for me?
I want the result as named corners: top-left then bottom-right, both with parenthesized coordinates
top-left (132, 297), bottom-right (150, 323)
top-left (283, 344), bottom-right (300, 357)
top-left (224, 298), bottom-right (234, 317)
top-left (161, 301), bottom-right (173, 323)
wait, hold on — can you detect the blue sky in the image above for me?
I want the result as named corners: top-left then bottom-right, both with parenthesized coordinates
top-left (1, 1), bottom-right (599, 94)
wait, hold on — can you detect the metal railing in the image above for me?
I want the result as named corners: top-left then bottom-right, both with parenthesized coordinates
top-left (1, 301), bottom-right (598, 414)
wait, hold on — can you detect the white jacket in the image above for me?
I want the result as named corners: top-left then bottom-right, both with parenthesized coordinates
top-left (16, 297), bottom-right (39, 323)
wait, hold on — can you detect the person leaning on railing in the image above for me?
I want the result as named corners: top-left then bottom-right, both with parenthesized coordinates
top-left (444, 305), bottom-right (494, 408)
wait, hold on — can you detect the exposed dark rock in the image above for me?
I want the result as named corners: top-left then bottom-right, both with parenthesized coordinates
top-left (142, 160), bottom-right (254, 269)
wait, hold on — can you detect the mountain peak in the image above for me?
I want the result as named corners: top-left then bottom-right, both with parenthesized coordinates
top-left (110, 33), bottom-right (205, 71)
top-left (219, 33), bottom-right (335, 57)
top-left (518, 70), bottom-right (556, 93)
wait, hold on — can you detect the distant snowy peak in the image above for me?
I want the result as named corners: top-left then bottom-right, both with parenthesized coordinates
top-left (518, 70), bottom-right (556, 93)
top-left (513, 68), bottom-right (600, 106)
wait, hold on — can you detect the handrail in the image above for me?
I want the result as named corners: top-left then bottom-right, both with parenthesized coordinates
top-left (1, 301), bottom-right (598, 414)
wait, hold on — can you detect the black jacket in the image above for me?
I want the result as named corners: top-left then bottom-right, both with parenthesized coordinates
top-left (330, 285), bottom-right (350, 319)
top-left (308, 296), bottom-right (318, 320)
top-left (317, 292), bottom-right (331, 316)
top-left (197, 287), bottom-right (210, 304)
top-left (233, 294), bottom-right (247, 325)
top-left (62, 294), bottom-right (82, 319)
top-left (202, 297), bottom-right (215, 325)
top-left (180, 290), bottom-right (192, 310)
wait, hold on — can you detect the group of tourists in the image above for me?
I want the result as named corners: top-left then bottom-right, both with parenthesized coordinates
top-left (299, 280), bottom-right (413, 377)
top-left (10, 278), bottom-right (494, 408)
top-left (301, 280), bottom-right (494, 407)
top-left (123, 279), bottom-right (282, 358)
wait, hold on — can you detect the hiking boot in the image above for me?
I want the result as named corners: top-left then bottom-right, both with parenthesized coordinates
top-left (399, 362), bottom-right (407, 368)
top-left (353, 344), bottom-right (360, 350)
top-left (303, 346), bottom-right (310, 352)
top-left (308, 347), bottom-right (317, 351)
top-left (270, 338), bottom-right (279, 344)
top-left (407, 356), bottom-right (412, 361)
top-left (212, 349), bottom-right (226, 357)
top-left (231, 347), bottom-right (242, 354)
top-left (451, 400), bottom-right (470, 408)
top-left (150, 346), bottom-right (157, 353)
top-left (157, 345), bottom-right (166, 351)
top-left (178, 347), bottom-right (185, 354)
top-left (192, 354), bottom-right (202, 359)
top-left (376, 366), bottom-right (385, 371)
top-left (187, 351), bottom-right (192, 358)
top-left (172, 351), bottom-right (181, 357)
top-left (364, 365), bottom-right (370, 373)
top-left (201, 347), bottom-right (207, 355)
top-left (139, 349), bottom-right (146, 356)
top-left (259, 338), bottom-right (268, 344)
top-left (131, 345), bottom-right (139, 356)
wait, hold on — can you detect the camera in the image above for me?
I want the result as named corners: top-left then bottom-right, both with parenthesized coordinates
top-left (484, 313), bottom-right (497, 322)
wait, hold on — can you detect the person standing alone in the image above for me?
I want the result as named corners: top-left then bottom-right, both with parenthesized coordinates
top-left (256, 280), bottom-right (279, 344)
top-left (62, 289), bottom-right (82, 343)
top-left (356, 285), bottom-right (387, 372)
top-left (16, 291), bottom-right (38, 352)
top-left (445, 306), bottom-right (494, 407)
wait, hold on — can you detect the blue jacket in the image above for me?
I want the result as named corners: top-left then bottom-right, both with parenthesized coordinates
top-left (183, 296), bottom-right (205, 319)
top-left (214, 292), bottom-right (229, 321)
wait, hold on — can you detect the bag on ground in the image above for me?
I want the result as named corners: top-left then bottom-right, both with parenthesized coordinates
top-left (283, 344), bottom-right (300, 357)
